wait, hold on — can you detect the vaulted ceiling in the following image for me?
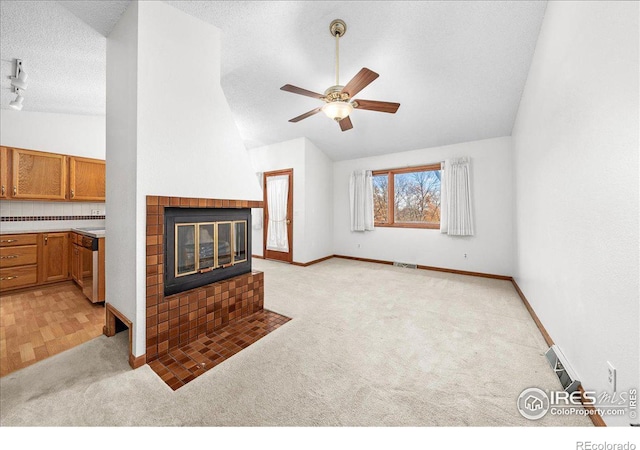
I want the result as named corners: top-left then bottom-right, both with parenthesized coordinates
top-left (0, 1), bottom-right (547, 160)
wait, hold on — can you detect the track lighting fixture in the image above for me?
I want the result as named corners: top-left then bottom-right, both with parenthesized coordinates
top-left (8, 59), bottom-right (27, 111)
top-left (11, 59), bottom-right (28, 90)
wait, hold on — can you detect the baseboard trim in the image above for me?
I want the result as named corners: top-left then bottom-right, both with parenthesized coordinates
top-left (578, 385), bottom-right (607, 427)
top-left (511, 279), bottom-right (605, 427)
top-left (510, 279), bottom-right (554, 347)
top-left (333, 254), bottom-right (510, 280)
top-left (252, 254), bottom-right (264, 259)
top-left (291, 255), bottom-right (334, 267)
top-left (333, 254), bottom-right (394, 265)
top-left (129, 353), bottom-right (146, 369)
top-left (104, 303), bottom-right (143, 370)
top-left (417, 264), bottom-right (511, 280)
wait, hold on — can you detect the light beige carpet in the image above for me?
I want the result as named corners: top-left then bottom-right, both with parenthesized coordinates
top-left (0, 258), bottom-right (591, 426)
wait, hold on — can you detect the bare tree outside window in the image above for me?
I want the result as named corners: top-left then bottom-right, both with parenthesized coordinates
top-left (394, 170), bottom-right (441, 223)
top-left (373, 174), bottom-right (388, 223)
top-left (372, 164), bottom-right (441, 229)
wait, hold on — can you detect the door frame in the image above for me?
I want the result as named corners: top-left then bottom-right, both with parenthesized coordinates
top-left (263, 168), bottom-right (293, 263)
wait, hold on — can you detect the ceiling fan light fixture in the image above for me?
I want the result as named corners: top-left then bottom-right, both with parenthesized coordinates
top-left (322, 101), bottom-right (353, 121)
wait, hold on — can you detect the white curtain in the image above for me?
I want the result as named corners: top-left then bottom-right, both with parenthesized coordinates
top-left (266, 174), bottom-right (289, 252)
top-left (252, 172), bottom-right (263, 230)
top-left (349, 170), bottom-right (374, 232)
top-left (440, 158), bottom-right (474, 236)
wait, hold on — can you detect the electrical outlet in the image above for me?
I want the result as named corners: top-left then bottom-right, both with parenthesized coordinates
top-left (607, 361), bottom-right (616, 392)
top-left (464, 253), bottom-right (468, 259)
top-left (357, 243), bottom-right (361, 248)
top-left (91, 209), bottom-right (101, 216)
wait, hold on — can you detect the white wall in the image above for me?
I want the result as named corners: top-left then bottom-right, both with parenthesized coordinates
top-left (333, 137), bottom-right (514, 276)
top-left (0, 110), bottom-right (105, 159)
top-left (512, 1), bottom-right (639, 426)
top-left (107, 1), bottom-right (262, 357)
top-left (304, 139), bottom-right (333, 263)
top-left (105, 0), bottom-right (139, 340)
top-left (248, 137), bottom-right (334, 264)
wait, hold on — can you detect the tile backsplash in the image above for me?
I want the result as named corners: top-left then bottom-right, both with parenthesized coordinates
top-left (0, 201), bottom-right (106, 232)
top-left (0, 201), bottom-right (105, 218)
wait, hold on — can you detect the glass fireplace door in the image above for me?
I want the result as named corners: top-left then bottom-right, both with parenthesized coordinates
top-left (198, 223), bottom-right (215, 271)
top-left (176, 224), bottom-right (197, 277)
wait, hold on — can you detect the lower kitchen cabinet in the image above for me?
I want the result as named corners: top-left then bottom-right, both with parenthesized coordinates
top-left (40, 233), bottom-right (69, 284)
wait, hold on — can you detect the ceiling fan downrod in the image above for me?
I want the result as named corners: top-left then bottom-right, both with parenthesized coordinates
top-left (330, 19), bottom-right (347, 87)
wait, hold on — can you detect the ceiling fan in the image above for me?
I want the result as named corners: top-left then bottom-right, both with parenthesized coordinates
top-left (280, 19), bottom-right (400, 132)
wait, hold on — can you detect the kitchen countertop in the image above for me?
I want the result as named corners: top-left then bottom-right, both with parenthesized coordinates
top-left (1, 228), bottom-right (105, 238)
top-left (72, 227), bottom-right (105, 238)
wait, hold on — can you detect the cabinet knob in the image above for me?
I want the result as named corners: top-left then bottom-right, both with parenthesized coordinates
top-left (0, 255), bottom-right (18, 259)
top-left (44, 235), bottom-right (48, 245)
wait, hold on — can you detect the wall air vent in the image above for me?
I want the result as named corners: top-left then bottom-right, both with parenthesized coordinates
top-left (545, 345), bottom-right (580, 393)
top-left (393, 262), bottom-right (417, 269)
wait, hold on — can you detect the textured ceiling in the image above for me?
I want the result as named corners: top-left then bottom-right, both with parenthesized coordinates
top-left (0, 1), bottom-right (547, 160)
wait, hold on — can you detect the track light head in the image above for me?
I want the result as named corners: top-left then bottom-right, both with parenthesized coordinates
top-left (9, 93), bottom-right (24, 111)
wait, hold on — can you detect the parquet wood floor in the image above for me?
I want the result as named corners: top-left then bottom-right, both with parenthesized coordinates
top-left (0, 282), bottom-right (105, 377)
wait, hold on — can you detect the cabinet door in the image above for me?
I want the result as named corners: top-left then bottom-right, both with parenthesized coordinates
top-left (41, 233), bottom-right (69, 283)
top-left (71, 243), bottom-right (81, 284)
top-left (0, 147), bottom-right (9, 198)
top-left (12, 149), bottom-right (67, 200)
top-left (69, 156), bottom-right (105, 201)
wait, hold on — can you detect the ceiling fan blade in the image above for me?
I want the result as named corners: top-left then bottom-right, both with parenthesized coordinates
top-left (340, 68), bottom-right (379, 98)
top-left (280, 84), bottom-right (325, 99)
top-left (339, 116), bottom-right (353, 132)
top-left (289, 107), bottom-right (323, 123)
top-left (353, 99), bottom-right (400, 114)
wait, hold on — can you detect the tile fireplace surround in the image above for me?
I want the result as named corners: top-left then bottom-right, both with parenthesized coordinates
top-left (144, 195), bottom-right (290, 389)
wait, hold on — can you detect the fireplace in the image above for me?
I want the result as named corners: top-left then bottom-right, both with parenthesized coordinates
top-left (164, 207), bottom-right (251, 296)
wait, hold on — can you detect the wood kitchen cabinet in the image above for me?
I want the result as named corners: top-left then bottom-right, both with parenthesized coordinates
top-left (40, 233), bottom-right (69, 284)
top-left (11, 148), bottom-right (67, 200)
top-left (0, 234), bottom-right (39, 291)
top-left (0, 146), bottom-right (9, 198)
top-left (69, 156), bottom-right (106, 201)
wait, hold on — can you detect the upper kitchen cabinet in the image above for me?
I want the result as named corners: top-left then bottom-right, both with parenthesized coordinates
top-left (0, 147), bottom-right (8, 198)
top-left (12, 148), bottom-right (67, 200)
top-left (69, 156), bottom-right (105, 201)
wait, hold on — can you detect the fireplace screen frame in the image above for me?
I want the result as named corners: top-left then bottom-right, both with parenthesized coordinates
top-left (165, 208), bottom-right (251, 296)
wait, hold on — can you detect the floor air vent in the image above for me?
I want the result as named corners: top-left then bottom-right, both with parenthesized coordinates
top-left (393, 262), bottom-right (417, 269)
top-left (545, 345), bottom-right (580, 393)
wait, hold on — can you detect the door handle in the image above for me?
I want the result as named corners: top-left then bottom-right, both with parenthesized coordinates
top-left (1, 185), bottom-right (4, 196)
top-left (0, 276), bottom-right (18, 281)
top-left (44, 235), bottom-right (48, 245)
top-left (0, 239), bottom-right (17, 243)
top-left (0, 255), bottom-right (18, 259)
top-left (286, 219), bottom-right (291, 225)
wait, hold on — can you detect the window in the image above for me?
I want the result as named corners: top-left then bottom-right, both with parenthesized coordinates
top-left (372, 164), bottom-right (441, 229)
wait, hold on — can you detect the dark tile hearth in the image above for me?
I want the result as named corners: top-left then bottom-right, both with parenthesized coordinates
top-left (148, 309), bottom-right (291, 390)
